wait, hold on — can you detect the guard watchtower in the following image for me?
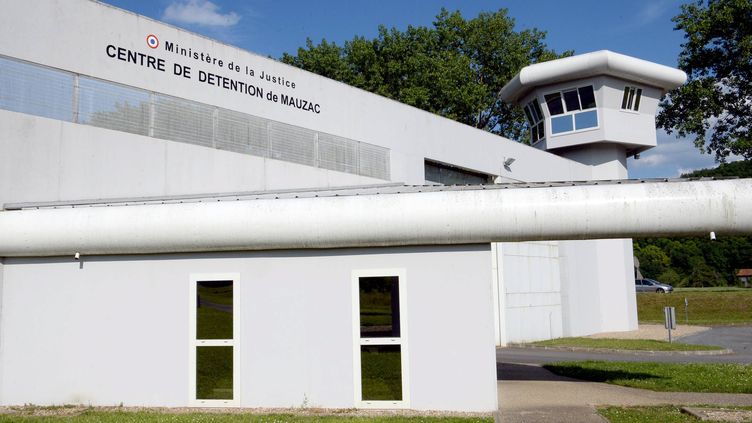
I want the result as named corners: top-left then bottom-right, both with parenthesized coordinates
top-left (500, 50), bottom-right (687, 179)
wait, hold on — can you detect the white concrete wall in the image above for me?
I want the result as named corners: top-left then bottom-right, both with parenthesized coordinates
top-left (558, 239), bottom-right (638, 336)
top-left (0, 0), bottom-right (639, 354)
top-left (0, 110), bottom-right (383, 204)
top-left (0, 0), bottom-right (593, 196)
top-left (0, 246), bottom-right (497, 412)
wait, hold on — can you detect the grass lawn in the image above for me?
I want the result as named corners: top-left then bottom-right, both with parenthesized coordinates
top-left (543, 361), bottom-right (752, 393)
top-left (0, 409), bottom-right (492, 423)
top-left (637, 290), bottom-right (752, 325)
top-left (598, 405), bottom-right (752, 423)
top-left (530, 337), bottom-right (722, 351)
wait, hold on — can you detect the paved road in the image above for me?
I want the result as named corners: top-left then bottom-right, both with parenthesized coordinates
top-left (498, 325), bottom-right (752, 365)
top-left (497, 327), bottom-right (752, 422)
top-left (497, 363), bottom-right (752, 423)
top-left (680, 325), bottom-right (752, 361)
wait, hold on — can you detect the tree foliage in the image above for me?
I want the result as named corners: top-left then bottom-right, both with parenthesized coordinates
top-left (635, 160), bottom-right (752, 286)
top-left (280, 9), bottom-right (570, 141)
top-left (657, 0), bottom-right (752, 161)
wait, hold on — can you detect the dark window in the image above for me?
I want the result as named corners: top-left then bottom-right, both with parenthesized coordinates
top-left (197, 280), bottom-right (233, 340)
top-left (578, 86), bottom-right (596, 109)
top-left (424, 160), bottom-right (492, 185)
top-left (359, 276), bottom-right (400, 338)
top-left (194, 279), bottom-right (235, 402)
top-left (544, 93), bottom-right (564, 115)
top-left (533, 99), bottom-right (544, 121)
top-left (563, 90), bottom-right (581, 112)
top-left (621, 86), bottom-right (643, 111)
top-left (196, 346), bottom-right (233, 400)
top-left (357, 274), bottom-right (404, 403)
top-left (524, 98), bottom-right (546, 143)
top-left (546, 85), bottom-right (598, 135)
top-left (361, 345), bottom-right (402, 401)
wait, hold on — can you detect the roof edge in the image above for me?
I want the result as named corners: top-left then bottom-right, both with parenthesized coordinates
top-left (501, 50), bottom-right (687, 104)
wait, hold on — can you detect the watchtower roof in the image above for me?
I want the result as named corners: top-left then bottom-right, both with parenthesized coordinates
top-left (500, 50), bottom-right (687, 103)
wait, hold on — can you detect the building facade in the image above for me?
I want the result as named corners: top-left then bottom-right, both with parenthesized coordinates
top-left (0, 0), bottom-right (689, 412)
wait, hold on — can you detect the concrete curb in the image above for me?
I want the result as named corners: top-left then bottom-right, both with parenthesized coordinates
top-left (504, 344), bottom-right (733, 356)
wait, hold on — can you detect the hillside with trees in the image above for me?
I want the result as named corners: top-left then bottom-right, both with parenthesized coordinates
top-left (634, 160), bottom-right (752, 287)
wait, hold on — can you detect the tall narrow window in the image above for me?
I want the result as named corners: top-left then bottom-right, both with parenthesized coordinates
top-left (353, 271), bottom-right (408, 407)
top-left (190, 274), bottom-right (239, 406)
top-left (523, 98), bottom-right (545, 144)
top-left (621, 86), bottom-right (642, 111)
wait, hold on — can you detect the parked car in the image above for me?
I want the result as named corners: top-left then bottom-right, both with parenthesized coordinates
top-left (635, 278), bottom-right (673, 293)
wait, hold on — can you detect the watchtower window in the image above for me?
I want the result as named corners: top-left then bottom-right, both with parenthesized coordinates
top-left (523, 98), bottom-right (545, 144)
top-left (545, 85), bottom-right (598, 135)
top-left (621, 86), bottom-right (642, 111)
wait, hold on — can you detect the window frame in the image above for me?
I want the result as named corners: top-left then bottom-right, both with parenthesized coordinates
top-left (523, 98), bottom-right (546, 144)
top-left (189, 273), bottom-right (241, 407)
top-left (621, 86), bottom-right (643, 112)
top-left (544, 85), bottom-right (600, 137)
top-left (351, 269), bottom-right (410, 409)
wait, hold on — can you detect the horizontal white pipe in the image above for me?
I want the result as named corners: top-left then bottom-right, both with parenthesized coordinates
top-left (1, 179), bottom-right (750, 257)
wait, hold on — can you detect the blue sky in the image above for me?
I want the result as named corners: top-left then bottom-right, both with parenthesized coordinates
top-left (101, 0), bottom-right (729, 178)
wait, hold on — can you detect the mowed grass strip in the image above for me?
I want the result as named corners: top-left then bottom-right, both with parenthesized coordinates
top-left (543, 361), bottom-right (752, 393)
top-left (598, 405), bottom-right (752, 423)
top-left (530, 337), bottom-right (722, 351)
top-left (0, 410), bottom-right (493, 423)
top-left (637, 290), bottom-right (752, 325)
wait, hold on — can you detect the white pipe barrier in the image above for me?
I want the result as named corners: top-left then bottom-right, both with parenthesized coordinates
top-left (1, 179), bottom-right (751, 257)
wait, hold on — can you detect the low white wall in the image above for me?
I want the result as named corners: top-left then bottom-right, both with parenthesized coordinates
top-left (0, 246), bottom-right (497, 412)
top-left (558, 239), bottom-right (637, 337)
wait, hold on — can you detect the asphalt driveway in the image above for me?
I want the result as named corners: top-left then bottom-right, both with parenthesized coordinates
top-left (498, 325), bottom-right (752, 365)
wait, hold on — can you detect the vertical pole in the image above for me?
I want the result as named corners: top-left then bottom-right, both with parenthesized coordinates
top-left (684, 297), bottom-right (689, 323)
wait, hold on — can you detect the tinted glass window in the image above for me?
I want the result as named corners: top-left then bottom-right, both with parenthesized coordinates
top-left (360, 345), bottom-right (402, 401)
top-left (574, 110), bottom-right (598, 130)
top-left (633, 88), bottom-right (642, 110)
top-left (532, 99), bottom-right (544, 121)
top-left (197, 280), bottom-right (233, 340)
top-left (424, 160), bottom-right (491, 185)
top-left (536, 122), bottom-right (545, 140)
top-left (578, 86), bottom-right (596, 109)
top-left (196, 346), bottom-right (233, 400)
top-left (544, 93), bottom-right (564, 115)
top-left (621, 87), bottom-right (631, 109)
top-left (523, 105), bottom-right (534, 125)
top-left (563, 90), bottom-right (580, 112)
top-left (360, 276), bottom-right (400, 338)
top-left (551, 115), bottom-right (573, 134)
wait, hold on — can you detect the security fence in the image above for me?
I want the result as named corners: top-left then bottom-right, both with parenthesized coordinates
top-left (0, 55), bottom-right (390, 180)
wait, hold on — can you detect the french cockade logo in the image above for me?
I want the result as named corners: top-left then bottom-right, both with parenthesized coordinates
top-left (146, 34), bottom-right (159, 49)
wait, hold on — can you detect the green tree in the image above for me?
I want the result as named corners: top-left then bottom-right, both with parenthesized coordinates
top-left (281, 9), bottom-right (570, 141)
top-left (657, 0), bottom-right (752, 161)
top-left (681, 159), bottom-right (752, 177)
top-left (635, 245), bottom-right (672, 278)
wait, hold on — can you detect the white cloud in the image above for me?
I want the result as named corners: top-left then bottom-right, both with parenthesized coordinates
top-left (628, 129), bottom-right (719, 178)
top-left (638, 1), bottom-right (672, 25)
top-left (163, 0), bottom-right (240, 27)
